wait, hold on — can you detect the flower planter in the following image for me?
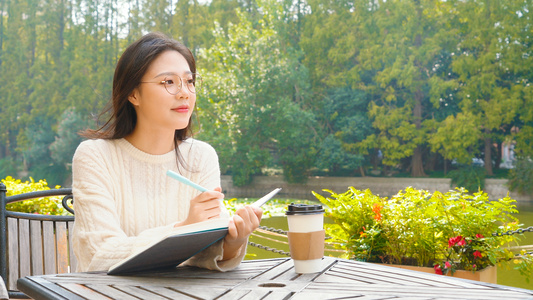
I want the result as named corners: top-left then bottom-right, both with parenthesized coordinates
top-left (377, 263), bottom-right (497, 284)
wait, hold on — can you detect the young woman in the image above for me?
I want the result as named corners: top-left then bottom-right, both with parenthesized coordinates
top-left (72, 32), bottom-right (262, 272)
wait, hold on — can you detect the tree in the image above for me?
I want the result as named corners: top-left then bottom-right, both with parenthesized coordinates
top-left (0, 0), bottom-right (36, 164)
top-left (198, 1), bottom-right (315, 185)
top-left (146, 0), bottom-right (173, 33)
top-left (364, 0), bottom-right (464, 177)
top-left (314, 87), bottom-right (372, 176)
top-left (427, 112), bottom-right (482, 165)
top-left (50, 107), bottom-right (92, 182)
top-left (18, 116), bottom-right (64, 185)
top-left (503, 0), bottom-right (533, 159)
top-left (302, 0), bottom-right (459, 177)
top-left (450, 0), bottom-right (524, 175)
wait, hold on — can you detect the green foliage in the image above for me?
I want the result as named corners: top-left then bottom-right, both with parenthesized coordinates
top-left (1, 0), bottom-right (533, 183)
top-left (514, 125), bottom-right (533, 158)
top-left (224, 197), bottom-right (313, 219)
top-left (50, 107), bottom-right (91, 171)
top-left (1, 176), bottom-right (71, 215)
top-left (315, 135), bottom-right (363, 175)
top-left (448, 165), bottom-right (486, 192)
top-left (446, 0), bottom-right (526, 175)
top-left (197, 1), bottom-right (316, 185)
top-left (0, 158), bottom-right (19, 177)
top-left (314, 186), bottom-right (527, 276)
top-left (324, 0), bottom-right (458, 177)
top-left (427, 112), bottom-right (481, 164)
top-left (314, 88), bottom-right (371, 174)
top-left (515, 250), bottom-right (533, 284)
top-left (508, 158), bottom-right (533, 194)
top-left (18, 117), bottom-right (56, 172)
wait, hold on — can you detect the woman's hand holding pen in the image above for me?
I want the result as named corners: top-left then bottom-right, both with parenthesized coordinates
top-left (222, 205), bottom-right (263, 260)
top-left (175, 187), bottom-right (224, 227)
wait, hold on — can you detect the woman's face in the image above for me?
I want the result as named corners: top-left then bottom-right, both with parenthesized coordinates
top-left (128, 50), bottom-right (196, 133)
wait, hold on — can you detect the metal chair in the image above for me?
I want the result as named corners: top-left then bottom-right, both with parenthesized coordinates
top-left (0, 182), bottom-right (75, 299)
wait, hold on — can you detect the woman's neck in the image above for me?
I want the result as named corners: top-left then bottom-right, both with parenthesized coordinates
top-left (125, 129), bottom-right (176, 155)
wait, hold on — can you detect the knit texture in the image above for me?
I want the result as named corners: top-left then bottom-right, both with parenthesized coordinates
top-left (72, 138), bottom-right (245, 272)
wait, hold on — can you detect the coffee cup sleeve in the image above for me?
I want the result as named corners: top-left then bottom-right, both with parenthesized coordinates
top-left (287, 230), bottom-right (325, 260)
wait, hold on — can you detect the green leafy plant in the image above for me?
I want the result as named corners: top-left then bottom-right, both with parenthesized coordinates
top-left (514, 250), bottom-right (533, 283)
top-left (448, 165), bottom-right (486, 192)
top-left (508, 158), bottom-right (533, 194)
top-left (313, 186), bottom-right (531, 278)
top-left (2, 176), bottom-right (71, 215)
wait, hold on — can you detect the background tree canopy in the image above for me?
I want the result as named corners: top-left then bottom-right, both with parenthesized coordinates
top-left (0, 0), bottom-right (531, 189)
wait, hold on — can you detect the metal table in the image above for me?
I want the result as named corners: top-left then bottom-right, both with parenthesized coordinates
top-left (17, 257), bottom-right (533, 299)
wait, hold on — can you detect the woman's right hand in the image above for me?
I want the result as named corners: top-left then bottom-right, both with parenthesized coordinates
top-left (175, 187), bottom-right (224, 227)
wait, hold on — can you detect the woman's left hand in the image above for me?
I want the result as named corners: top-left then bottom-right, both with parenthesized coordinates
top-left (222, 205), bottom-right (262, 260)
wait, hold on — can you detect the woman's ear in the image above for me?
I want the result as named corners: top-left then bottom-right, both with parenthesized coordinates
top-left (128, 89), bottom-right (140, 106)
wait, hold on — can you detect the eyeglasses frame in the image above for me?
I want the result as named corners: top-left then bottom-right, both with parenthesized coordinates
top-left (139, 73), bottom-right (202, 95)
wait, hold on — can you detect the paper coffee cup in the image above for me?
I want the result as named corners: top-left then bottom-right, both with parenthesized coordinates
top-left (286, 203), bottom-right (325, 274)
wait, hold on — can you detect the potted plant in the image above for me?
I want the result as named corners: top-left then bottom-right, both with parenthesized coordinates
top-left (313, 187), bottom-right (533, 282)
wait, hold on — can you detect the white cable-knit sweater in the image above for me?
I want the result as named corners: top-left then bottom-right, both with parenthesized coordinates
top-left (71, 138), bottom-right (245, 272)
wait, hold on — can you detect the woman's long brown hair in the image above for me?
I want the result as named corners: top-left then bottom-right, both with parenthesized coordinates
top-left (82, 32), bottom-right (198, 171)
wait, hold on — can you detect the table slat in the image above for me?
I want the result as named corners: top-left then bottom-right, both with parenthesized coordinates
top-left (142, 285), bottom-right (229, 299)
top-left (110, 285), bottom-right (170, 300)
top-left (57, 283), bottom-right (112, 300)
top-left (84, 284), bottom-right (140, 300)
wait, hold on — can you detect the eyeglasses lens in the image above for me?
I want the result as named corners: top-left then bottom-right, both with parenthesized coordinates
top-left (163, 75), bottom-right (201, 95)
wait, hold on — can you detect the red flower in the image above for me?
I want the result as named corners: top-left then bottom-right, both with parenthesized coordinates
top-left (475, 233), bottom-right (484, 239)
top-left (445, 261), bottom-right (452, 269)
top-left (448, 236), bottom-right (463, 247)
top-left (434, 264), bottom-right (443, 275)
top-left (457, 238), bottom-right (466, 246)
top-left (473, 250), bottom-right (482, 258)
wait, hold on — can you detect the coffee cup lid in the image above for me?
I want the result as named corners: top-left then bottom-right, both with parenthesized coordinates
top-left (286, 203), bottom-right (324, 215)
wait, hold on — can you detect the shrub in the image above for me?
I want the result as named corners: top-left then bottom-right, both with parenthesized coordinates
top-left (313, 186), bottom-right (530, 277)
top-left (508, 158), bottom-right (533, 194)
top-left (448, 165), bottom-right (486, 192)
top-left (1, 176), bottom-right (70, 215)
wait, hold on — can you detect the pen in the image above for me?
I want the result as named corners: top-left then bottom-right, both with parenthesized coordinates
top-left (251, 188), bottom-right (282, 208)
top-left (167, 170), bottom-right (230, 218)
top-left (166, 170), bottom-right (209, 192)
top-left (167, 170), bottom-right (281, 208)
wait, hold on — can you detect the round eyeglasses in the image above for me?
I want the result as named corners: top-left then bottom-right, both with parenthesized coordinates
top-left (140, 74), bottom-right (202, 95)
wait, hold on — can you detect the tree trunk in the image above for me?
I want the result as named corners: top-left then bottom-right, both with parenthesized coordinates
top-left (494, 141), bottom-right (502, 170)
top-left (411, 89), bottom-right (427, 177)
top-left (426, 151), bottom-right (437, 172)
top-left (484, 131), bottom-right (493, 176)
top-left (411, 145), bottom-right (426, 177)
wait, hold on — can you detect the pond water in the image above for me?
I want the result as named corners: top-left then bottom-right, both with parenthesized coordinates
top-left (498, 201), bottom-right (533, 290)
top-left (246, 201), bottom-right (533, 290)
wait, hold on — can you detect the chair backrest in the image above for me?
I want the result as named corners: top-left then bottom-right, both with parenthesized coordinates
top-left (0, 182), bottom-right (75, 299)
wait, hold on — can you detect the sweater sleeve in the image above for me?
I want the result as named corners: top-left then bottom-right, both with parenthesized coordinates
top-left (182, 140), bottom-right (247, 271)
top-left (71, 141), bottom-right (177, 272)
